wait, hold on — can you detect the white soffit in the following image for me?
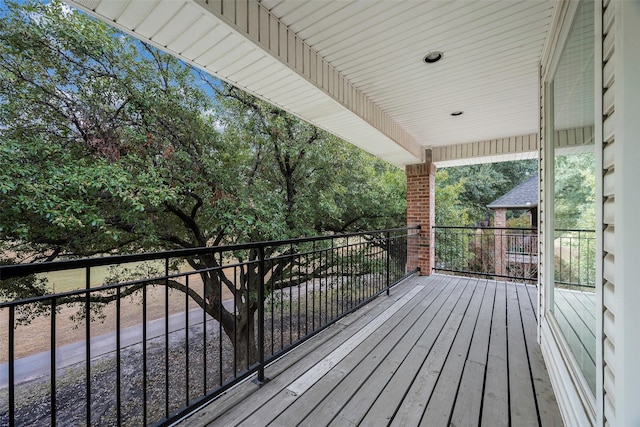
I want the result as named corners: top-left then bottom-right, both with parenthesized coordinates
top-left (66, 0), bottom-right (556, 166)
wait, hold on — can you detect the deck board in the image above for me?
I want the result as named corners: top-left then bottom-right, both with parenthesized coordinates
top-left (362, 277), bottom-right (473, 426)
top-left (481, 281), bottom-right (510, 427)
top-left (526, 282), bottom-right (539, 320)
top-left (292, 276), bottom-right (453, 426)
top-left (418, 279), bottom-right (486, 426)
top-left (273, 277), bottom-right (450, 425)
top-left (450, 279), bottom-right (496, 426)
top-left (177, 274), bottom-right (562, 427)
top-left (507, 282), bottom-right (539, 426)
top-left (553, 288), bottom-right (596, 393)
top-left (517, 285), bottom-right (564, 427)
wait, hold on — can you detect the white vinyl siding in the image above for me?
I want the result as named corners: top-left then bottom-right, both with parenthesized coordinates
top-left (431, 133), bottom-right (538, 167)
top-left (601, 0), bottom-right (615, 424)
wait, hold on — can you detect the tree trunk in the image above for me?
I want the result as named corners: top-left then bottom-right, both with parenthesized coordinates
top-left (228, 312), bottom-right (259, 371)
top-left (199, 266), bottom-right (260, 372)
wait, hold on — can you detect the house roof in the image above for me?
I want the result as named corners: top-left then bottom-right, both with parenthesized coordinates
top-left (66, 0), bottom-right (557, 166)
top-left (487, 174), bottom-right (538, 209)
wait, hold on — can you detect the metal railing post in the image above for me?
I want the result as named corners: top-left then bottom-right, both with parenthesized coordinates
top-left (386, 231), bottom-right (391, 296)
top-left (8, 305), bottom-right (15, 427)
top-left (255, 246), bottom-right (268, 384)
top-left (84, 267), bottom-right (91, 427)
top-left (0, 226), bottom-right (419, 426)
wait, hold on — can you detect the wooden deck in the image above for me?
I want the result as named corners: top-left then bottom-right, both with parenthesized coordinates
top-left (178, 274), bottom-right (562, 426)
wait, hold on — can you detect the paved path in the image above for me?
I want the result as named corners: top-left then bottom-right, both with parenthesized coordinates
top-left (0, 300), bottom-right (234, 388)
top-left (1, 280), bottom-right (329, 389)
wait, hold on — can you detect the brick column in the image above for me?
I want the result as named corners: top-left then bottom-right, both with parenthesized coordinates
top-left (493, 208), bottom-right (507, 276)
top-left (406, 152), bottom-right (436, 276)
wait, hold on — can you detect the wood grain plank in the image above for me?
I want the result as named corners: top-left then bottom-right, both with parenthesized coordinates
top-left (419, 280), bottom-right (487, 426)
top-left (467, 280), bottom-right (496, 364)
top-left (450, 280), bottom-right (497, 426)
top-left (553, 296), bottom-right (597, 392)
top-left (506, 283), bottom-right (538, 426)
top-left (176, 276), bottom-right (560, 427)
top-left (274, 277), bottom-right (453, 425)
top-left (516, 284), bottom-right (563, 427)
top-left (449, 360), bottom-right (485, 427)
top-left (554, 291), bottom-right (596, 362)
top-left (333, 278), bottom-right (472, 426)
top-left (481, 282), bottom-right (509, 427)
top-left (206, 278), bottom-right (427, 425)
top-left (383, 280), bottom-right (479, 426)
top-left (555, 290), bottom-right (596, 337)
top-left (189, 325), bottom-right (346, 426)
top-left (526, 284), bottom-right (538, 320)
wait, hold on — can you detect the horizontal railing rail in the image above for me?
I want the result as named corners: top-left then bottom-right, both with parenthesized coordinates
top-left (0, 227), bottom-right (419, 427)
top-left (433, 226), bottom-right (538, 282)
top-left (433, 226), bottom-right (595, 287)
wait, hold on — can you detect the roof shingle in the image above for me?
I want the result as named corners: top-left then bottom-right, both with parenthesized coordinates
top-left (487, 174), bottom-right (538, 209)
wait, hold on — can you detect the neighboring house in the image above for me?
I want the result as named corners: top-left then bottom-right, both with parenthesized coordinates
top-left (487, 174), bottom-right (539, 229)
top-left (487, 174), bottom-right (539, 277)
top-left (63, 1), bottom-right (640, 425)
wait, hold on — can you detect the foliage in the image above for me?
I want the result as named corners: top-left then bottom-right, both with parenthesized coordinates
top-left (552, 152), bottom-right (595, 287)
top-left (554, 152), bottom-right (595, 230)
top-left (0, 0), bottom-right (405, 264)
top-left (434, 227), bottom-right (476, 272)
top-left (0, 0), bottom-right (406, 365)
top-left (507, 212), bottom-right (534, 229)
top-left (436, 159), bottom-right (538, 225)
top-left (554, 230), bottom-right (596, 288)
top-left (435, 170), bottom-right (470, 226)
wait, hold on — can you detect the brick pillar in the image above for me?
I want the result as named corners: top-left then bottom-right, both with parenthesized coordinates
top-left (493, 208), bottom-right (507, 277)
top-left (406, 153), bottom-right (436, 276)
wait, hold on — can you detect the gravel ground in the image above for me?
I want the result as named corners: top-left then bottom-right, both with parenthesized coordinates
top-left (1, 281), bottom-right (378, 426)
top-left (0, 302), bottom-right (337, 426)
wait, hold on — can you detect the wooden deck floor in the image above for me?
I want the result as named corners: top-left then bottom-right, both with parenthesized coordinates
top-left (178, 274), bottom-right (562, 427)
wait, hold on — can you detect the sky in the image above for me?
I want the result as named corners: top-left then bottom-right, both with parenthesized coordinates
top-left (0, 0), bottom-right (223, 100)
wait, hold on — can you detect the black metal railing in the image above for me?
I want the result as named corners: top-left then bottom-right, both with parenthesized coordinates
top-left (433, 226), bottom-right (539, 282)
top-left (0, 227), bottom-right (418, 426)
top-left (433, 226), bottom-right (595, 286)
top-left (553, 228), bottom-right (596, 288)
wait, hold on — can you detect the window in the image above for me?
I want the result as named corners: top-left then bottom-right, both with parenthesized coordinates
top-left (549, 0), bottom-right (596, 395)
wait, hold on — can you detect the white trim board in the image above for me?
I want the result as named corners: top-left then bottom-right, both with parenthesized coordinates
top-left (541, 317), bottom-right (595, 426)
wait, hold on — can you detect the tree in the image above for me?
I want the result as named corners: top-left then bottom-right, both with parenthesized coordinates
top-left (435, 159), bottom-right (538, 225)
top-left (554, 152), bottom-right (595, 230)
top-left (434, 170), bottom-right (470, 227)
top-left (0, 0), bottom-right (406, 366)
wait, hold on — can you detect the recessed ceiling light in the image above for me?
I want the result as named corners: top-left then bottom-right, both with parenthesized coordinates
top-left (451, 111), bottom-right (464, 116)
top-left (423, 51), bottom-right (443, 64)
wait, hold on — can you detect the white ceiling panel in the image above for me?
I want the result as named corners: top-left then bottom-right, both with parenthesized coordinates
top-left (166, 15), bottom-right (214, 54)
top-left (151, 5), bottom-right (202, 46)
top-left (114, 1), bottom-right (157, 29)
top-left (67, 0), bottom-right (557, 166)
top-left (134, 2), bottom-right (186, 37)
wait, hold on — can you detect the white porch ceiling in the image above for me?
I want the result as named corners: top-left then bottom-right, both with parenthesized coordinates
top-left (66, 0), bottom-right (556, 166)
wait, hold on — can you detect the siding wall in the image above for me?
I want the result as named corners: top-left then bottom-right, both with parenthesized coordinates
top-left (431, 133), bottom-right (538, 167)
top-left (601, 1), bottom-right (615, 425)
top-left (430, 127), bottom-right (592, 168)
